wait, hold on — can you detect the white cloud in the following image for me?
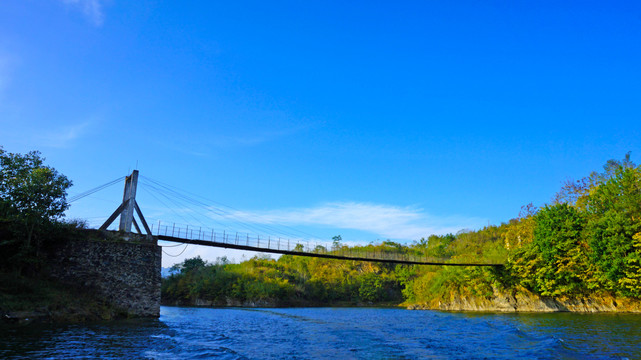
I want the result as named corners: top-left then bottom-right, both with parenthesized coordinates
top-left (222, 202), bottom-right (486, 242)
top-left (0, 52), bottom-right (16, 100)
top-left (0, 119), bottom-right (97, 150)
top-left (61, 0), bottom-right (105, 26)
top-left (38, 121), bottom-right (94, 148)
top-left (211, 126), bottom-right (305, 147)
top-left (156, 201), bottom-right (487, 267)
top-left (160, 122), bottom-right (316, 157)
top-left (0, 59), bottom-right (8, 95)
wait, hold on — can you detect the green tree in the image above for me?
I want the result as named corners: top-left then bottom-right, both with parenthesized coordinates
top-left (554, 153), bottom-right (636, 209)
top-left (584, 162), bottom-right (641, 295)
top-left (171, 256), bottom-right (207, 273)
top-left (331, 235), bottom-right (342, 251)
top-left (618, 233), bottom-right (641, 297)
top-left (425, 234), bottom-right (455, 258)
top-left (510, 204), bottom-right (587, 296)
top-left (0, 148), bottom-right (72, 268)
top-left (359, 272), bottom-right (384, 302)
top-left (503, 203), bottom-right (537, 253)
top-left (395, 264), bottom-right (418, 301)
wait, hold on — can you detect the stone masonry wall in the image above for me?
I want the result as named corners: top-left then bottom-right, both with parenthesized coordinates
top-left (48, 232), bottom-right (161, 317)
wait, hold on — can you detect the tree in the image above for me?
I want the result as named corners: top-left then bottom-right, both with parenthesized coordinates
top-left (509, 204), bottom-right (587, 296)
top-left (508, 154), bottom-right (641, 298)
top-left (359, 272), bottom-right (384, 302)
top-left (425, 234), bottom-right (455, 258)
top-left (331, 235), bottom-right (342, 251)
top-left (503, 203), bottom-right (537, 252)
top-left (554, 152), bottom-right (637, 210)
top-left (171, 256), bottom-right (207, 274)
top-left (584, 162), bottom-right (641, 295)
top-left (0, 147), bottom-right (72, 259)
top-left (618, 233), bottom-right (641, 297)
top-left (532, 204), bottom-right (587, 296)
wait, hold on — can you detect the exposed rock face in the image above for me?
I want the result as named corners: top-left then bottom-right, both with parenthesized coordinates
top-left (407, 287), bottom-right (641, 313)
top-left (47, 233), bottom-right (162, 317)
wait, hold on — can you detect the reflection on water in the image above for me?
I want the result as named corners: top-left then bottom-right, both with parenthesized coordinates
top-left (1, 307), bottom-right (640, 359)
top-left (0, 318), bottom-right (175, 359)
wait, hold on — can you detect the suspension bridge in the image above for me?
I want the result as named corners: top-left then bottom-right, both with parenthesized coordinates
top-left (70, 170), bottom-right (503, 267)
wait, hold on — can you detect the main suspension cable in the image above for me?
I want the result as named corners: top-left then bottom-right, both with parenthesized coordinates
top-left (68, 176), bottom-right (126, 203)
top-left (140, 175), bottom-right (323, 241)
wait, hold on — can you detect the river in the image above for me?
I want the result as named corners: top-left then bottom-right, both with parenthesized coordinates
top-left (1, 306), bottom-right (640, 359)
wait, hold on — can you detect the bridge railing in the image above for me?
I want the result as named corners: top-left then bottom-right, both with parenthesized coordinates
top-left (149, 221), bottom-right (501, 265)
top-left (153, 221), bottom-right (313, 253)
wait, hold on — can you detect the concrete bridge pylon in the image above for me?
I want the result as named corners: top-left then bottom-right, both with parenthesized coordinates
top-left (99, 170), bottom-right (153, 238)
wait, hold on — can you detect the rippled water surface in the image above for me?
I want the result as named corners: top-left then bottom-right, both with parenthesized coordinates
top-left (1, 306), bottom-right (640, 359)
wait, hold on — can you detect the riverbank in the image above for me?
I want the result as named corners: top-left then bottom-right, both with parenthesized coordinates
top-left (0, 273), bottom-right (130, 324)
top-left (6, 278), bottom-right (640, 325)
top-left (162, 297), bottom-right (403, 308)
top-left (406, 287), bottom-right (641, 313)
top-left (1, 229), bottom-right (161, 324)
top-left (163, 288), bottom-right (641, 313)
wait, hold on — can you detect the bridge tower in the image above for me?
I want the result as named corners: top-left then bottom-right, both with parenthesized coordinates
top-left (100, 170), bottom-right (153, 237)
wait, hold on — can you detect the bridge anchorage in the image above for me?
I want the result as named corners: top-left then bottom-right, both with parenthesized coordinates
top-left (97, 171), bottom-right (503, 267)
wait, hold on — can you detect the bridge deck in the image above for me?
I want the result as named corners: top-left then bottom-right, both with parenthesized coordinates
top-left (157, 234), bottom-right (504, 267)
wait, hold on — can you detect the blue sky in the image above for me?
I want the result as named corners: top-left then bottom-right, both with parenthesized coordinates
top-left (1, 1), bottom-right (640, 265)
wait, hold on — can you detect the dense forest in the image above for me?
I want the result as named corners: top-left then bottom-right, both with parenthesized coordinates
top-left (163, 154), bottom-right (641, 307)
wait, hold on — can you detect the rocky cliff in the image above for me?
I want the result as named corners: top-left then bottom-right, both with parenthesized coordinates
top-left (407, 287), bottom-right (641, 313)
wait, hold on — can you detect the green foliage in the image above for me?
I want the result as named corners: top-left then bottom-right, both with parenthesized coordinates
top-left (171, 256), bottom-right (206, 273)
top-left (510, 204), bottom-right (587, 296)
top-left (395, 264), bottom-right (418, 301)
top-left (331, 235), bottom-right (342, 251)
top-left (618, 233), bottom-right (641, 297)
top-left (507, 154), bottom-right (641, 299)
top-left (162, 223), bottom-right (510, 306)
top-left (0, 147), bottom-right (73, 273)
top-left (163, 249), bottom-right (404, 306)
top-left (358, 272), bottom-right (384, 302)
top-left (163, 153), bottom-right (641, 307)
top-left (424, 234), bottom-right (455, 258)
top-left (0, 148), bottom-right (72, 225)
top-left (584, 162), bottom-right (641, 295)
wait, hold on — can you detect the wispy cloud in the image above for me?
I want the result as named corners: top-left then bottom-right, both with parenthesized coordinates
top-left (209, 126), bottom-right (308, 148)
top-left (37, 121), bottom-right (94, 148)
top-left (0, 52), bottom-right (16, 100)
top-left (160, 122), bottom-right (315, 157)
top-left (144, 200), bottom-right (487, 267)
top-left (223, 202), bottom-right (486, 241)
top-left (61, 0), bottom-right (105, 26)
